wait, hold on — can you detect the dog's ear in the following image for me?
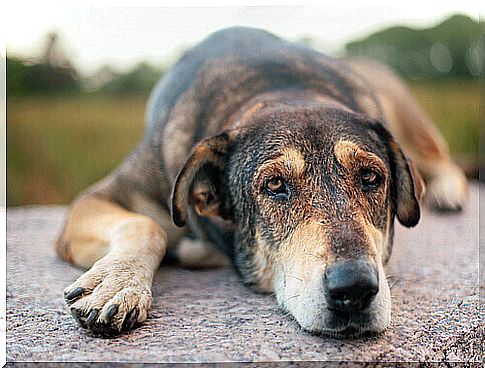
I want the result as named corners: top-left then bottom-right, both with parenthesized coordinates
top-left (369, 122), bottom-right (424, 227)
top-left (171, 132), bottom-right (233, 227)
top-left (388, 137), bottom-right (425, 227)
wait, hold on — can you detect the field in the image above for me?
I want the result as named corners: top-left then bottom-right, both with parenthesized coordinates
top-left (7, 80), bottom-right (479, 206)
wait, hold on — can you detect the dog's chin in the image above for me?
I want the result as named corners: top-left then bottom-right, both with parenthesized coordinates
top-left (300, 310), bottom-right (388, 339)
top-left (304, 325), bottom-right (381, 339)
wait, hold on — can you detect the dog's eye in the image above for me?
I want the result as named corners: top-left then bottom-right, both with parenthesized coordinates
top-left (266, 177), bottom-right (285, 193)
top-left (360, 168), bottom-right (382, 190)
top-left (264, 177), bottom-right (290, 199)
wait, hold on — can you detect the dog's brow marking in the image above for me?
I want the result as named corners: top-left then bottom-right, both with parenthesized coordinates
top-left (281, 148), bottom-right (306, 175)
top-left (333, 140), bottom-right (361, 167)
top-left (334, 139), bottom-right (386, 173)
top-left (257, 148), bottom-right (306, 179)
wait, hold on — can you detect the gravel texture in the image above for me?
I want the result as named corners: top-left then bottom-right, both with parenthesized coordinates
top-left (6, 182), bottom-right (483, 364)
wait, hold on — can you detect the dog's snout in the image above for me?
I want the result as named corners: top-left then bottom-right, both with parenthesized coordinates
top-left (324, 260), bottom-right (379, 313)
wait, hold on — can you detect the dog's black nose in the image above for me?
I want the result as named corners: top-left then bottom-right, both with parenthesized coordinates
top-left (324, 260), bottom-right (379, 313)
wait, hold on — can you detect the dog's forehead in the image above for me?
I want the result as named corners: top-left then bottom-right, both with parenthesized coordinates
top-left (238, 112), bottom-right (388, 165)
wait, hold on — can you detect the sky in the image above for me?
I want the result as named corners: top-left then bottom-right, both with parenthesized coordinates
top-left (3, 1), bottom-right (481, 76)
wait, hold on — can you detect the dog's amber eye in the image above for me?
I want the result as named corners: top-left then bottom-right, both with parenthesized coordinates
top-left (264, 177), bottom-right (290, 199)
top-left (360, 168), bottom-right (382, 190)
top-left (267, 177), bottom-right (284, 192)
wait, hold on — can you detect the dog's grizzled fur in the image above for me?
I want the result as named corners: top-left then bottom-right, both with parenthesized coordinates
top-left (56, 27), bottom-right (468, 337)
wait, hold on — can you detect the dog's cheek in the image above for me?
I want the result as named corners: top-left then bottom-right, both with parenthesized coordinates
top-left (366, 262), bottom-right (392, 333)
top-left (249, 228), bottom-right (277, 293)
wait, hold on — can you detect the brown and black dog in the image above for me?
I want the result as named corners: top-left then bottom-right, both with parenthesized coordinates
top-left (56, 27), bottom-right (468, 337)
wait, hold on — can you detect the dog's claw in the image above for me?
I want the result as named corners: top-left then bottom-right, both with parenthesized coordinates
top-left (105, 304), bottom-right (119, 321)
top-left (86, 308), bottom-right (99, 325)
top-left (64, 287), bottom-right (84, 302)
top-left (122, 308), bottom-right (139, 332)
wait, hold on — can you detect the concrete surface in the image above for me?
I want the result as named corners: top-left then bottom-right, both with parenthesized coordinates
top-left (6, 182), bottom-right (483, 364)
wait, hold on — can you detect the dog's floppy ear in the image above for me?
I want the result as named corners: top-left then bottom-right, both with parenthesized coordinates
top-left (388, 137), bottom-right (425, 227)
top-left (171, 132), bottom-right (233, 227)
top-left (369, 122), bottom-right (424, 227)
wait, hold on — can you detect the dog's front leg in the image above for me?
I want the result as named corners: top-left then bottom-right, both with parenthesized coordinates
top-left (56, 193), bottom-right (167, 336)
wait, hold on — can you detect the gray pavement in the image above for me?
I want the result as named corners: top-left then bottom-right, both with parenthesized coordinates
top-left (6, 182), bottom-right (483, 363)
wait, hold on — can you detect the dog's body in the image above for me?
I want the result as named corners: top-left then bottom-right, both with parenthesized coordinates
top-left (56, 27), bottom-right (467, 337)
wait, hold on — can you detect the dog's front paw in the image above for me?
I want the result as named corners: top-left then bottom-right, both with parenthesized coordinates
top-left (425, 163), bottom-right (468, 212)
top-left (63, 258), bottom-right (153, 336)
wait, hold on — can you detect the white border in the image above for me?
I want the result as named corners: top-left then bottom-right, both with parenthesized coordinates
top-left (1, 40), bottom-right (6, 368)
top-left (1, 1), bottom-right (480, 365)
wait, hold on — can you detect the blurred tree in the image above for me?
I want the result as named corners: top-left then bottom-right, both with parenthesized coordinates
top-left (345, 14), bottom-right (482, 79)
top-left (7, 31), bottom-right (80, 97)
top-left (96, 61), bottom-right (164, 95)
top-left (84, 64), bottom-right (118, 91)
top-left (6, 57), bottom-right (29, 96)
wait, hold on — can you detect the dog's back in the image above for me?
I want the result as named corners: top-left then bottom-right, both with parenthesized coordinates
top-left (145, 27), bottom-right (382, 183)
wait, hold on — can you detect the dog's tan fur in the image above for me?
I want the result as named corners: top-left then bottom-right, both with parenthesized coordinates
top-left (254, 148), bottom-right (306, 186)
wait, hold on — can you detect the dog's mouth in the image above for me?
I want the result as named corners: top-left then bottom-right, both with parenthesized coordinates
top-left (306, 325), bottom-right (380, 339)
top-left (303, 309), bottom-right (382, 339)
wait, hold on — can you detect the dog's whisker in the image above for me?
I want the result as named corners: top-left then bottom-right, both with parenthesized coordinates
top-left (386, 273), bottom-right (399, 289)
top-left (282, 293), bottom-right (300, 305)
top-left (304, 252), bottom-right (321, 260)
top-left (284, 273), bottom-right (303, 282)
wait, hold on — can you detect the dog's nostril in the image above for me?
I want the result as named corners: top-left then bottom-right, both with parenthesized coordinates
top-left (330, 290), bottom-right (350, 302)
top-left (324, 260), bottom-right (379, 313)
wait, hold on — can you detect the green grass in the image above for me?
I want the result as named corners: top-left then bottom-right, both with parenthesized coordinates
top-left (7, 80), bottom-right (479, 206)
top-left (7, 94), bottom-right (147, 205)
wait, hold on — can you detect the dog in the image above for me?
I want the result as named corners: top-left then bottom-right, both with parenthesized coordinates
top-left (56, 27), bottom-right (468, 337)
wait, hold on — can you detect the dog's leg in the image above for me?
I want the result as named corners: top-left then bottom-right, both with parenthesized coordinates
top-left (346, 60), bottom-right (468, 211)
top-left (56, 191), bottom-right (167, 335)
top-left (175, 237), bottom-right (230, 268)
top-left (380, 90), bottom-right (468, 211)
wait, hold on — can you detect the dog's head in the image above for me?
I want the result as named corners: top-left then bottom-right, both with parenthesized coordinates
top-left (172, 107), bottom-right (424, 337)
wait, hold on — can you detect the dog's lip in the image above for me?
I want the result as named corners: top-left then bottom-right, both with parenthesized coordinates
top-left (307, 324), bottom-right (379, 339)
top-left (305, 309), bottom-right (378, 338)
